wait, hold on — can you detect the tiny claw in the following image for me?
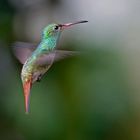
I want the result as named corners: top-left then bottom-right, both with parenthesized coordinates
top-left (37, 74), bottom-right (42, 82)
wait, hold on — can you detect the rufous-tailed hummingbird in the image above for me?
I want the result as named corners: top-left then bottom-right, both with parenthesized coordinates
top-left (13, 20), bottom-right (88, 113)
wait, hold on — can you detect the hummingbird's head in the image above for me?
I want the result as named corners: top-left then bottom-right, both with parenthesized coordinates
top-left (42, 20), bottom-right (88, 39)
top-left (42, 23), bottom-right (61, 39)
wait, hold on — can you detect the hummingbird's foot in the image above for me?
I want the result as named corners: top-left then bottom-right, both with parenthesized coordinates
top-left (37, 74), bottom-right (42, 82)
top-left (37, 79), bottom-right (41, 82)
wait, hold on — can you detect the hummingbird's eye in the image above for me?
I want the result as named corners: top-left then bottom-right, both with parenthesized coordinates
top-left (54, 25), bottom-right (59, 30)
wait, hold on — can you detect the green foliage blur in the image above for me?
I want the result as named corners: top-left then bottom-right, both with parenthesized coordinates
top-left (0, 0), bottom-right (140, 140)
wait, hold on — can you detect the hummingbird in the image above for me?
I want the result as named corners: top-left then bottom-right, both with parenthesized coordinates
top-left (13, 20), bottom-right (88, 113)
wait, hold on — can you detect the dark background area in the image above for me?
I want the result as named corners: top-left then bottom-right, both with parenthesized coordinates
top-left (0, 0), bottom-right (140, 140)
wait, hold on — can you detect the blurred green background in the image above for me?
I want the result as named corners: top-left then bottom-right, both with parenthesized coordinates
top-left (0, 0), bottom-right (140, 140)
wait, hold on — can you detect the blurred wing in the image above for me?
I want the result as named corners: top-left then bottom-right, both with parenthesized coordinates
top-left (35, 52), bottom-right (55, 66)
top-left (12, 42), bottom-right (37, 64)
top-left (54, 50), bottom-right (79, 62)
top-left (36, 50), bottom-right (79, 66)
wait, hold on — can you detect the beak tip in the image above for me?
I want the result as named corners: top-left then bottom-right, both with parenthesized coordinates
top-left (83, 20), bottom-right (88, 23)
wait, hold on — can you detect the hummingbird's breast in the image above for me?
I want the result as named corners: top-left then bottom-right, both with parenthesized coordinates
top-left (21, 51), bottom-right (53, 84)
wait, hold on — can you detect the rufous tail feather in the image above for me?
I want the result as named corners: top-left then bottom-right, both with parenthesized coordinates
top-left (23, 78), bottom-right (32, 114)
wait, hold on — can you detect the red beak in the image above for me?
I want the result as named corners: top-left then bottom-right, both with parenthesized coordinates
top-left (60, 20), bottom-right (88, 30)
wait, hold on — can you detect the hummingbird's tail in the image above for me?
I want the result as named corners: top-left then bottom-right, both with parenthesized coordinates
top-left (23, 78), bottom-right (32, 114)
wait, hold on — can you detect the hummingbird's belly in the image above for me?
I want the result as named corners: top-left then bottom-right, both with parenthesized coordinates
top-left (21, 63), bottom-right (33, 83)
top-left (21, 62), bottom-right (51, 83)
